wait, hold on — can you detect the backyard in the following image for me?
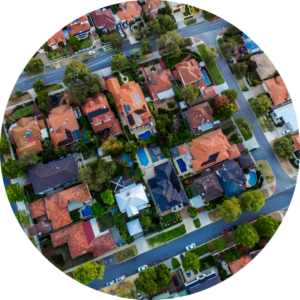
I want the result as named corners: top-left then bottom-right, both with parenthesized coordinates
top-left (256, 160), bottom-right (275, 184)
top-left (79, 37), bottom-right (93, 50)
top-left (221, 125), bottom-right (235, 136)
top-left (122, 70), bottom-right (135, 81)
top-left (98, 212), bottom-right (114, 230)
top-left (12, 104), bottom-right (36, 120)
top-left (114, 245), bottom-right (137, 262)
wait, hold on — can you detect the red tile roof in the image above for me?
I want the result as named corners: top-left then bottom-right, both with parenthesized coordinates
top-left (264, 76), bottom-right (290, 106)
top-left (228, 255), bottom-right (252, 274)
top-left (177, 144), bottom-right (188, 155)
top-left (67, 15), bottom-right (91, 36)
top-left (47, 29), bottom-right (65, 47)
top-left (143, 0), bottom-right (160, 13)
top-left (29, 199), bottom-right (46, 219)
top-left (90, 8), bottom-right (116, 30)
top-left (202, 85), bottom-right (219, 100)
top-left (292, 134), bottom-right (300, 151)
top-left (147, 12), bottom-right (158, 21)
top-left (147, 70), bottom-right (174, 100)
top-left (118, 1), bottom-right (142, 22)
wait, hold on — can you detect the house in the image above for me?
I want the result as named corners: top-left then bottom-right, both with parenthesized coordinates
top-left (8, 117), bottom-right (48, 155)
top-left (271, 103), bottom-right (298, 132)
top-left (183, 102), bottom-right (214, 132)
top-left (46, 104), bottom-right (81, 148)
top-left (169, 144), bottom-right (188, 158)
top-left (51, 219), bottom-right (115, 259)
top-left (90, 8), bottom-right (116, 32)
top-left (215, 160), bottom-right (247, 198)
top-left (118, 2), bottom-right (142, 23)
top-left (194, 172), bottom-right (223, 202)
top-left (115, 183), bottom-right (149, 217)
top-left (146, 70), bottom-right (175, 101)
top-left (167, 2), bottom-right (185, 14)
top-left (29, 199), bottom-right (47, 219)
top-left (242, 33), bottom-right (261, 54)
top-left (148, 12), bottom-right (158, 21)
top-left (250, 53), bottom-right (276, 80)
top-left (67, 15), bottom-right (91, 39)
top-left (47, 29), bottom-right (66, 50)
top-left (25, 155), bottom-right (78, 194)
top-left (81, 93), bottom-right (122, 135)
top-left (106, 78), bottom-right (152, 131)
top-left (142, 0), bottom-right (165, 15)
top-left (186, 272), bottom-right (221, 294)
top-left (148, 161), bottom-right (189, 212)
top-left (173, 59), bottom-right (218, 100)
top-left (292, 134), bottom-right (300, 151)
top-left (228, 255), bottom-right (252, 275)
top-left (263, 76), bottom-right (290, 106)
top-left (189, 129), bottom-right (241, 172)
top-left (110, 176), bottom-right (135, 193)
top-left (126, 219), bottom-right (143, 239)
top-left (236, 153), bottom-right (255, 170)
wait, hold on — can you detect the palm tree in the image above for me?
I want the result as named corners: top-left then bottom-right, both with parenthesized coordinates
top-left (75, 139), bottom-right (88, 153)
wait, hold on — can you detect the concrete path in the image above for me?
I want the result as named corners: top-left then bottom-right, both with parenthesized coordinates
top-left (135, 237), bottom-right (150, 254)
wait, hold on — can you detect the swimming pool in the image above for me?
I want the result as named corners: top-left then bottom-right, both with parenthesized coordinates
top-left (201, 69), bottom-right (211, 85)
top-left (148, 150), bottom-right (159, 163)
top-left (81, 205), bottom-right (92, 217)
top-left (138, 130), bottom-right (152, 140)
top-left (82, 130), bottom-right (89, 144)
top-left (137, 148), bottom-right (149, 167)
top-left (121, 153), bottom-right (133, 167)
top-left (248, 171), bottom-right (257, 186)
top-left (177, 158), bottom-right (187, 173)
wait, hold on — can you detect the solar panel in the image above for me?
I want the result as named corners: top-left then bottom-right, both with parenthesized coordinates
top-left (134, 114), bottom-right (142, 124)
top-left (68, 26), bottom-right (72, 31)
top-left (65, 129), bottom-right (74, 143)
top-left (123, 104), bottom-right (131, 116)
top-left (133, 93), bottom-right (141, 107)
top-left (73, 19), bottom-right (79, 22)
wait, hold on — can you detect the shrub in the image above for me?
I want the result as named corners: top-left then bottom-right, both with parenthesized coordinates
top-left (188, 207), bottom-right (199, 218)
top-left (219, 268), bottom-right (227, 280)
top-left (168, 102), bottom-right (176, 109)
top-left (171, 258), bottom-right (181, 269)
top-left (101, 35), bottom-right (110, 43)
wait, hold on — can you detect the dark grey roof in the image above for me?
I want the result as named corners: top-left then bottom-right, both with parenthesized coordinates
top-left (134, 109), bottom-right (147, 115)
top-left (237, 154), bottom-right (254, 169)
top-left (87, 107), bottom-right (110, 122)
top-left (201, 152), bottom-right (219, 167)
top-left (186, 274), bottom-right (221, 294)
top-left (127, 114), bottom-right (135, 126)
top-left (25, 155), bottom-right (78, 194)
top-left (169, 146), bottom-right (180, 158)
top-left (73, 129), bottom-right (82, 141)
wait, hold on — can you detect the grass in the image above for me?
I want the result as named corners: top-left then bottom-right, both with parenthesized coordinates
top-left (232, 35), bottom-right (243, 45)
top-left (142, 207), bottom-right (156, 218)
top-left (162, 212), bottom-right (176, 223)
top-left (26, 66), bottom-right (44, 77)
top-left (197, 44), bottom-right (225, 85)
top-left (29, 236), bottom-right (37, 247)
top-left (122, 70), bottom-right (135, 81)
top-left (12, 105), bottom-right (35, 120)
top-left (168, 53), bottom-right (189, 68)
top-left (22, 215), bottom-right (31, 228)
top-left (147, 224), bottom-right (186, 248)
top-left (256, 160), bottom-right (275, 184)
top-left (235, 118), bottom-right (253, 141)
top-left (193, 219), bottom-right (201, 228)
top-left (115, 72), bottom-right (124, 85)
top-left (74, 252), bottom-right (94, 265)
top-left (114, 245), bottom-right (137, 262)
top-left (45, 84), bottom-right (63, 93)
top-left (229, 133), bottom-right (240, 144)
top-left (222, 126), bottom-right (235, 136)
top-left (82, 148), bottom-right (97, 160)
top-left (199, 255), bottom-right (216, 271)
top-left (185, 18), bottom-right (196, 26)
top-left (62, 46), bottom-right (71, 56)
top-left (79, 37), bottom-right (93, 50)
top-left (171, 257), bottom-right (181, 269)
top-left (48, 50), bottom-right (62, 60)
top-left (248, 72), bottom-right (262, 82)
top-left (190, 244), bottom-right (209, 257)
top-left (98, 212), bottom-right (114, 230)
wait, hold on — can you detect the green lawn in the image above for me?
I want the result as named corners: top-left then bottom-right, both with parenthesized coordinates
top-left (12, 105), bottom-right (35, 120)
top-left (235, 118), bottom-right (253, 141)
top-left (45, 84), bottom-right (63, 93)
top-left (193, 219), bottom-right (201, 228)
top-left (221, 126), bottom-right (235, 136)
top-left (142, 207), bottom-right (156, 218)
top-left (147, 224), bottom-right (186, 248)
top-left (114, 245), bottom-right (137, 262)
top-left (171, 257), bottom-right (181, 269)
top-left (22, 215), bottom-right (31, 228)
top-left (98, 212), bottom-right (114, 230)
top-left (197, 44), bottom-right (225, 85)
top-left (229, 133), bottom-right (240, 144)
top-left (168, 53), bottom-right (189, 68)
top-left (48, 50), bottom-right (62, 60)
top-left (79, 37), bottom-right (93, 50)
top-left (185, 18), bottom-right (196, 26)
top-left (115, 72), bottom-right (124, 85)
top-left (232, 35), bottom-right (243, 45)
top-left (162, 212), bottom-right (176, 223)
top-left (199, 255), bottom-right (216, 271)
top-left (122, 70), bottom-right (135, 81)
top-left (190, 244), bottom-right (209, 257)
top-left (62, 46), bottom-right (71, 56)
top-left (256, 160), bottom-right (275, 184)
top-left (217, 38), bottom-right (227, 58)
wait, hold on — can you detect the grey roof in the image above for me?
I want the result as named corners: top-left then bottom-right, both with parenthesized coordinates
top-left (187, 274), bottom-right (221, 294)
top-left (169, 146), bottom-right (180, 158)
top-left (236, 154), bottom-right (254, 169)
top-left (25, 155), bottom-right (78, 194)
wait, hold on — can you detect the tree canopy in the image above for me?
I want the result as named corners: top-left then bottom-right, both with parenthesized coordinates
top-left (252, 95), bottom-right (272, 115)
top-left (149, 14), bottom-right (176, 34)
top-left (231, 62), bottom-right (248, 78)
top-left (6, 183), bottom-right (24, 203)
top-left (73, 262), bottom-right (105, 285)
top-left (274, 136), bottom-right (294, 159)
top-left (140, 41), bottom-right (153, 56)
top-left (100, 190), bottom-right (115, 207)
top-left (224, 247), bottom-right (242, 263)
top-left (188, 207), bottom-right (199, 218)
top-left (141, 216), bottom-right (152, 228)
top-left (1, 158), bottom-right (19, 178)
top-left (182, 252), bottom-right (200, 271)
top-left (32, 78), bottom-right (45, 93)
top-left (240, 190), bottom-right (265, 213)
top-left (25, 58), bottom-right (43, 72)
top-left (156, 32), bottom-right (189, 57)
top-left (113, 212), bottom-right (127, 232)
top-left (214, 95), bottom-right (230, 109)
top-left (254, 215), bottom-right (280, 238)
top-left (221, 89), bottom-right (238, 102)
top-left (217, 197), bottom-right (242, 222)
top-left (91, 202), bottom-right (105, 218)
top-left (62, 60), bottom-right (91, 87)
top-left (0, 135), bottom-right (10, 155)
top-left (102, 136), bottom-right (124, 156)
top-left (110, 33), bottom-right (125, 49)
top-left (235, 222), bottom-right (259, 248)
top-left (154, 264), bottom-right (172, 285)
top-left (206, 46), bottom-right (219, 64)
top-left (217, 103), bottom-right (235, 119)
top-left (110, 53), bottom-right (129, 71)
top-left (15, 210), bottom-right (28, 223)
top-left (135, 267), bottom-right (157, 295)
top-left (36, 90), bottom-right (49, 111)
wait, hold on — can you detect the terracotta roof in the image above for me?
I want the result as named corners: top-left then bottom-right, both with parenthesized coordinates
top-left (67, 15), bottom-right (91, 35)
top-left (250, 53), bottom-right (276, 80)
top-left (147, 70), bottom-right (174, 100)
top-left (44, 184), bottom-right (91, 230)
top-left (292, 134), bottom-right (300, 151)
top-left (8, 117), bottom-right (45, 155)
top-left (143, 0), bottom-right (160, 13)
top-left (183, 102), bottom-right (213, 130)
top-left (117, 1), bottom-right (142, 22)
top-left (147, 12), bottom-right (158, 21)
top-left (81, 93), bottom-right (122, 135)
top-left (106, 78), bottom-right (152, 128)
top-left (190, 129), bottom-right (241, 171)
top-left (228, 255), bottom-right (252, 275)
top-left (264, 76), bottom-right (290, 106)
top-left (51, 222), bottom-right (115, 259)
top-left (177, 144), bottom-right (188, 155)
top-left (99, 78), bottom-right (108, 91)
top-left (46, 104), bottom-right (79, 148)
top-left (29, 199), bottom-right (46, 219)
top-left (47, 29), bottom-right (65, 47)
top-left (90, 8), bottom-right (116, 29)
top-left (202, 85), bottom-right (219, 100)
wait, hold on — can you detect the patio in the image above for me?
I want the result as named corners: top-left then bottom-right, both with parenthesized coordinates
top-left (27, 214), bottom-right (54, 237)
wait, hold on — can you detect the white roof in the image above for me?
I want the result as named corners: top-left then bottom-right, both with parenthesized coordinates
top-left (97, 147), bottom-right (104, 157)
top-left (157, 89), bottom-right (175, 100)
top-left (115, 183), bottom-right (149, 217)
top-left (189, 195), bottom-right (204, 209)
top-left (179, 101), bottom-right (187, 109)
top-left (102, 155), bottom-right (112, 162)
top-left (126, 218), bottom-right (143, 236)
top-left (274, 103), bottom-right (298, 132)
top-left (41, 128), bottom-right (49, 139)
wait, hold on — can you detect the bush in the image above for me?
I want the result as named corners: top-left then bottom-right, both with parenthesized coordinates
top-left (188, 207), bottom-right (199, 218)
top-left (168, 102), bottom-right (176, 109)
top-left (101, 35), bottom-right (110, 43)
top-left (238, 53), bottom-right (252, 62)
top-left (171, 258), bottom-right (181, 269)
top-left (219, 268), bottom-right (227, 281)
top-left (151, 66), bottom-right (156, 71)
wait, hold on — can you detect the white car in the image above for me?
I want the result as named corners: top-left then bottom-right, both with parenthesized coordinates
top-left (138, 265), bottom-right (148, 272)
top-left (282, 129), bottom-right (291, 135)
top-left (116, 275), bottom-right (126, 283)
top-left (107, 280), bottom-right (115, 287)
top-left (88, 51), bottom-right (96, 56)
top-left (186, 243), bottom-right (196, 251)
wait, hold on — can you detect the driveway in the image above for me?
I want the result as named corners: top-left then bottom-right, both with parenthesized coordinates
top-left (173, 12), bottom-right (184, 23)
top-left (251, 83), bottom-right (265, 97)
top-left (36, 53), bottom-right (49, 65)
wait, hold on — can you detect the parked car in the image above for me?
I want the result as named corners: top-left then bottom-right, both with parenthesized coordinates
top-left (137, 293), bottom-right (142, 299)
top-left (282, 129), bottom-right (291, 135)
top-left (239, 46), bottom-right (244, 53)
top-left (229, 226), bottom-right (237, 232)
top-left (123, 22), bottom-right (128, 28)
top-left (186, 243), bottom-right (196, 251)
top-left (180, 254), bottom-right (184, 260)
top-left (186, 270), bottom-right (191, 277)
top-left (221, 229), bottom-right (229, 235)
top-left (138, 265), bottom-right (148, 272)
top-left (116, 275), bottom-right (126, 283)
top-left (107, 280), bottom-right (115, 287)
top-left (88, 51), bottom-right (96, 56)
top-left (117, 24), bottom-right (121, 30)
top-left (173, 276), bottom-right (179, 286)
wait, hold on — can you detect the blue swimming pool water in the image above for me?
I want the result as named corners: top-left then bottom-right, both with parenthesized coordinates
top-left (138, 130), bottom-right (152, 140)
top-left (201, 69), bottom-right (211, 85)
top-left (177, 158), bottom-right (187, 173)
top-left (81, 205), bottom-right (92, 217)
top-left (248, 171), bottom-right (257, 186)
top-left (121, 153), bottom-right (133, 167)
top-left (82, 131), bottom-right (89, 144)
top-left (137, 148), bottom-right (149, 167)
top-left (149, 150), bottom-right (159, 163)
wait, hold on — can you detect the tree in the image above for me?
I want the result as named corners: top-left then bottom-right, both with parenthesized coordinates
top-left (212, 237), bottom-right (227, 251)
top-left (91, 202), bottom-right (105, 218)
top-left (116, 280), bottom-right (136, 298)
top-left (1, 158), bottom-right (19, 178)
top-left (32, 78), bottom-right (45, 93)
top-left (240, 190), bottom-right (265, 212)
top-left (156, 114), bottom-right (173, 140)
top-left (110, 33), bottom-right (125, 49)
top-left (135, 267), bottom-right (157, 295)
top-left (206, 46), bottom-right (219, 64)
top-left (214, 95), bottom-right (230, 109)
top-left (25, 58), bottom-right (43, 72)
top-left (75, 139), bottom-right (88, 153)
top-left (231, 62), bottom-right (248, 78)
top-left (43, 43), bottom-right (50, 52)
top-left (188, 207), bottom-right (199, 218)
top-left (129, 59), bottom-right (140, 74)
top-left (121, 232), bottom-right (128, 242)
top-left (218, 103), bottom-right (235, 119)
top-left (62, 60), bottom-right (91, 87)
top-left (102, 136), bottom-right (124, 156)
top-left (217, 197), bottom-right (242, 222)
top-left (254, 215), bottom-right (280, 238)
top-left (0, 135), bottom-right (10, 155)
top-left (53, 146), bottom-right (68, 157)
top-left (221, 89), bottom-right (238, 103)
top-left (58, 41), bottom-right (65, 48)
top-left (100, 190), bottom-right (115, 207)
top-left (110, 53), bottom-right (129, 71)
top-left (6, 183), bottom-right (24, 203)
top-left (182, 252), bottom-right (200, 271)
top-left (68, 35), bottom-right (79, 46)
top-left (235, 222), bottom-right (259, 248)
top-left (183, 84), bottom-right (199, 103)
top-left (224, 247), bottom-right (242, 263)
top-left (155, 264), bottom-right (172, 285)
top-left (235, 117), bottom-right (253, 138)
top-left (15, 210), bottom-right (28, 223)
top-left (18, 151), bottom-right (40, 170)
top-left (73, 262), bottom-right (105, 285)
top-left (113, 212), bottom-right (127, 232)
top-left (141, 216), bottom-right (152, 228)
top-left (219, 38), bottom-right (237, 58)
top-left (149, 14), bottom-right (176, 34)
top-left (274, 136), bottom-right (294, 159)
top-left (252, 95), bottom-right (272, 115)
top-left (140, 41), bottom-right (153, 56)
top-left (36, 90), bottom-right (49, 110)
top-left (156, 31), bottom-right (186, 57)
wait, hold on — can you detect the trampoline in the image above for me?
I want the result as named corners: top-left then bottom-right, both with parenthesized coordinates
top-left (51, 95), bottom-right (60, 105)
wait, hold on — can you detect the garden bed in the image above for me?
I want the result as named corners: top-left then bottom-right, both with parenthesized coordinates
top-left (229, 133), bottom-right (240, 144)
top-left (193, 219), bottom-right (201, 228)
top-left (185, 18), bottom-right (196, 26)
top-left (114, 245), bottom-right (137, 262)
top-left (221, 126), bottom-right (235, 136)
